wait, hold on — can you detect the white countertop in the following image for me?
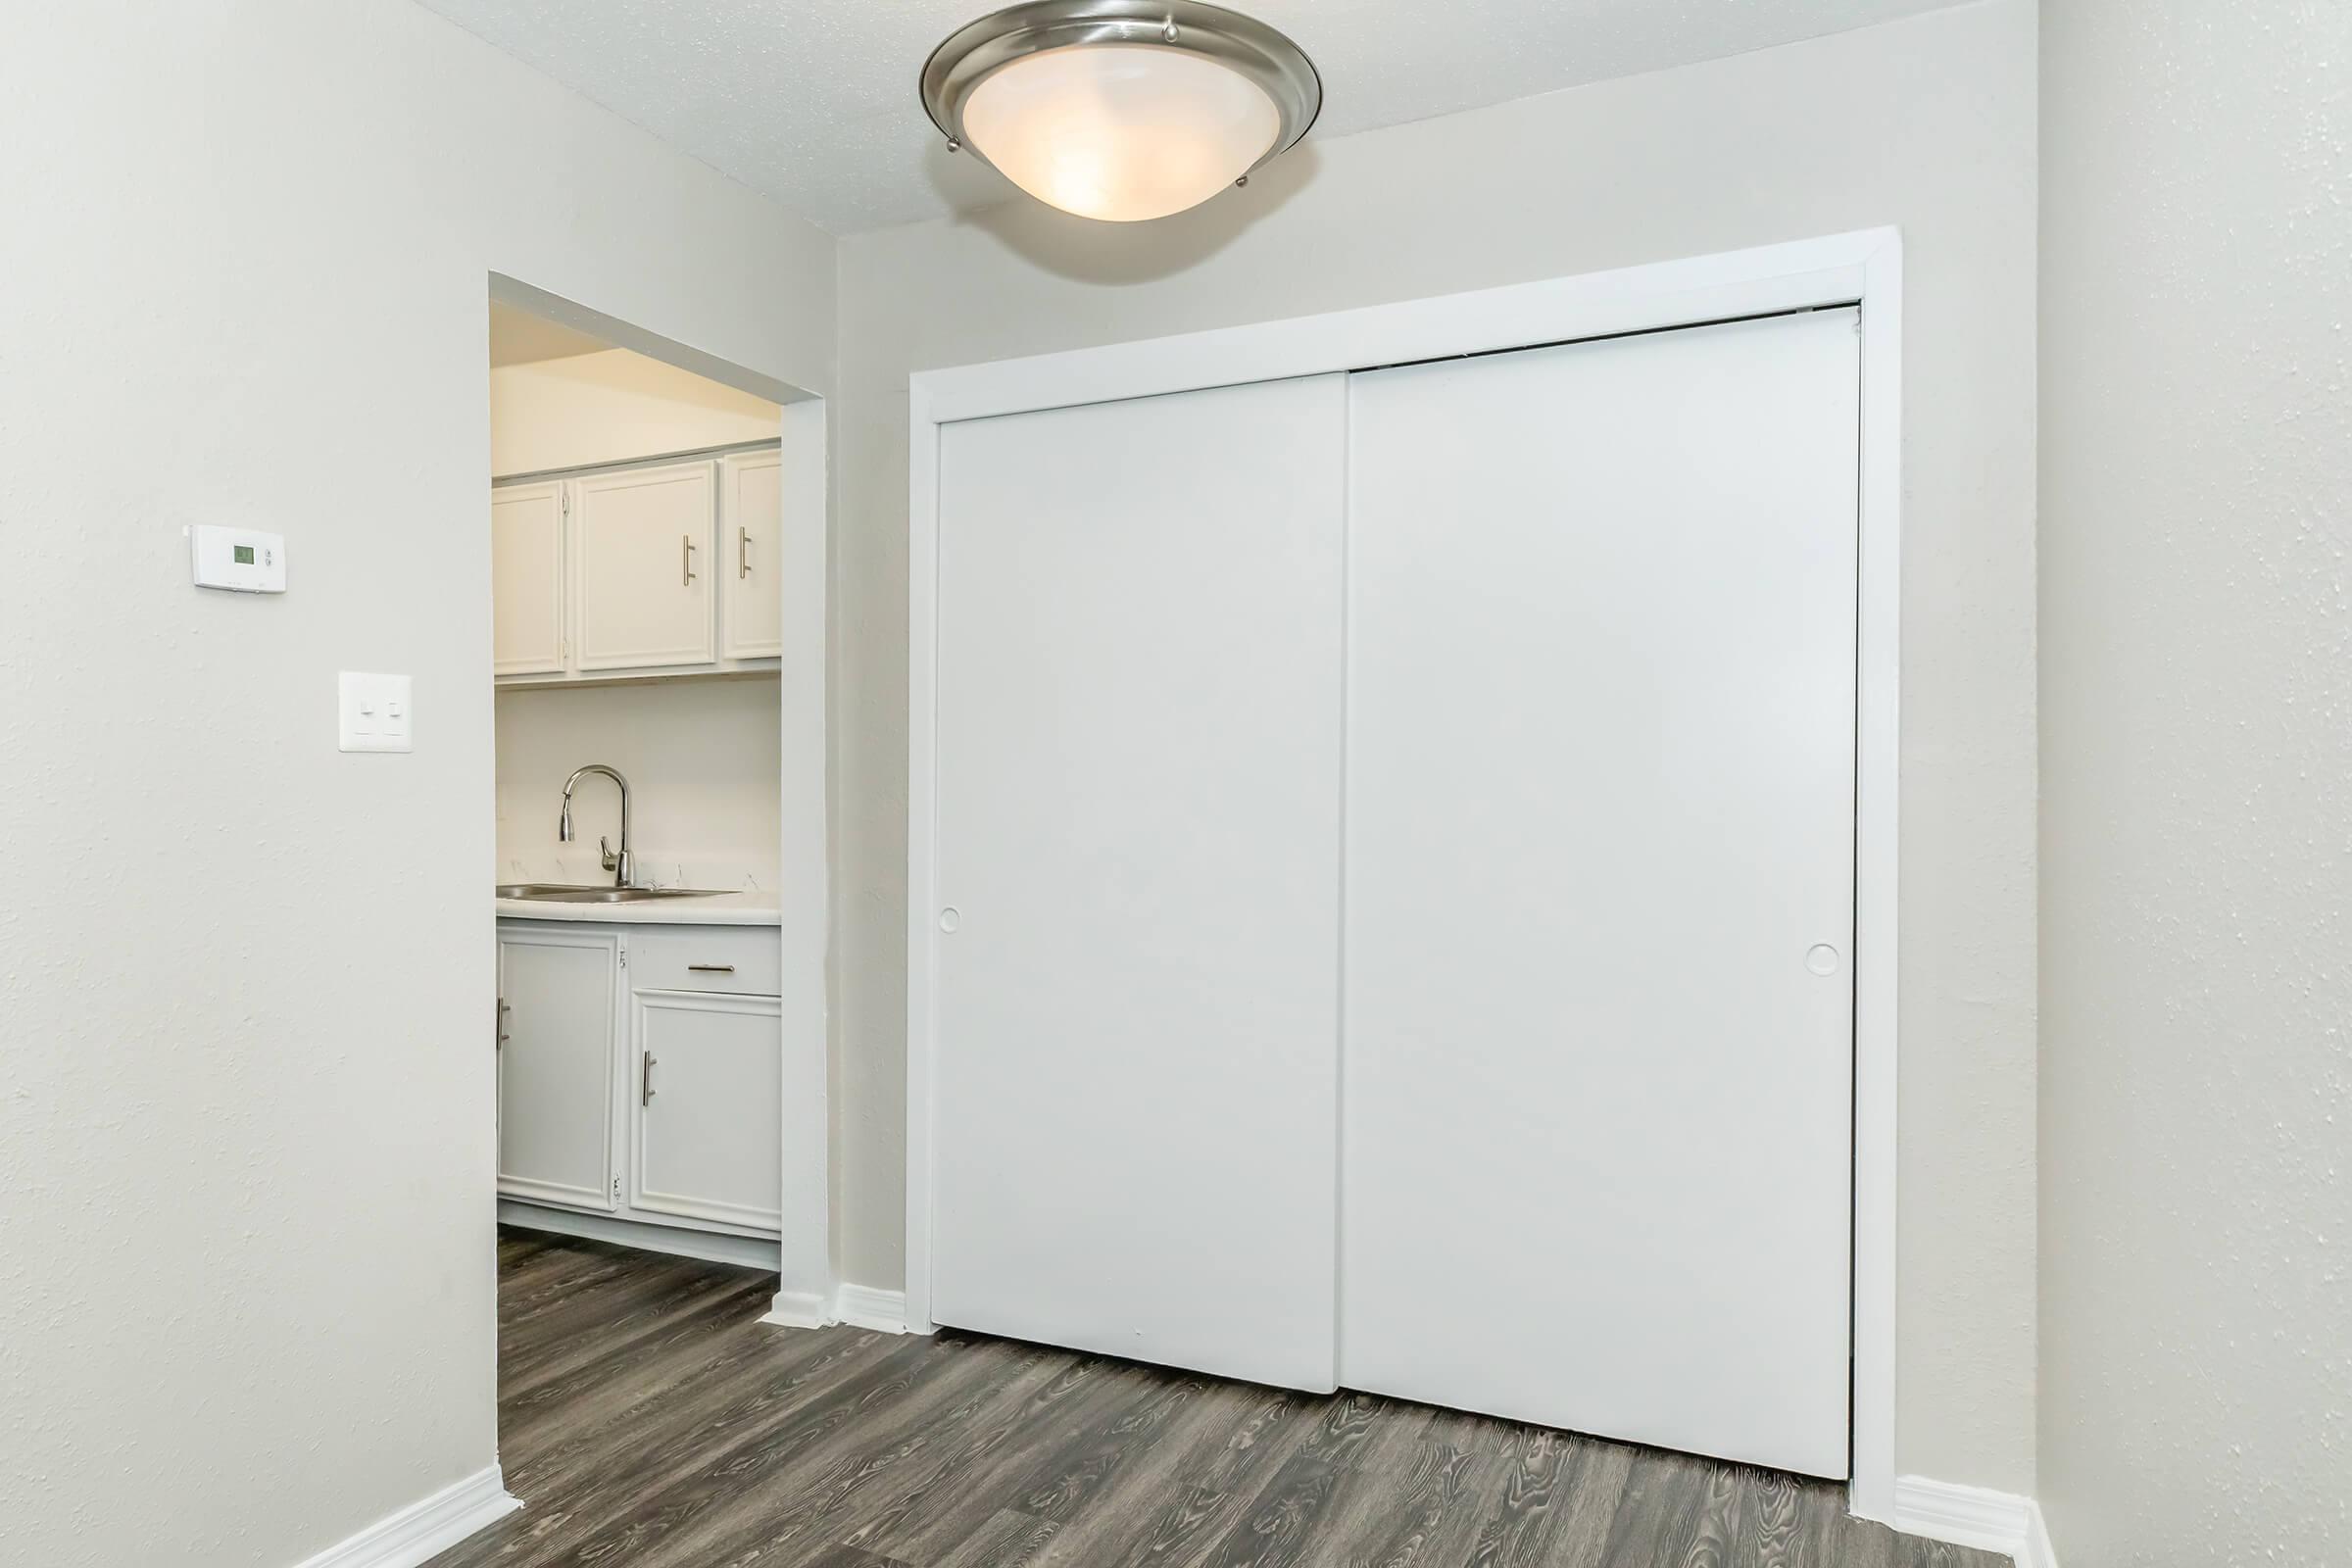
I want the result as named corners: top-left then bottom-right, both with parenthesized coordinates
top-left (495, 890), bottom-right (782, 926)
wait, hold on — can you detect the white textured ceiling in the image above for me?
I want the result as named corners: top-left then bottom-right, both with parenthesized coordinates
top-left (416, 0), bottom-right (1974, 233)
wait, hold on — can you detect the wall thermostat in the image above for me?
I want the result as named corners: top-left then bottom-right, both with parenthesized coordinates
top-left (189, 524), bottom-right (287, 593)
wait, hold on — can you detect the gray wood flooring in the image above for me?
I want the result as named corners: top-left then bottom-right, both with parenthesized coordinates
top-left (430, 1229), bottom-right (2001, 1568)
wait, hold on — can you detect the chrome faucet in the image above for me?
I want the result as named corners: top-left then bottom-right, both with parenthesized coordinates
top-left (559, 763), bottom-right (633, 888)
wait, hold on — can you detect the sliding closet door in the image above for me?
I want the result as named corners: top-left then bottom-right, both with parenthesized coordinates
top-left (931, 375), bottom-right (1346, 1391)
top-left (1342, 311), bottom-right (1861, 1477)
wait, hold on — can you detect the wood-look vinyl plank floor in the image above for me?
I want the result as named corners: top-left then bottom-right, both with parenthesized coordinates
top-left (431, 1231), bottom-right (2006, 1568)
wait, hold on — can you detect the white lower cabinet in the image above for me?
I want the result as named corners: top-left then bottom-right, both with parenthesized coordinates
top-left (497, 919), bottom-right (782, 1243)
top-left (497, 927), bottom-right (620, 1211)
top-left (631, 990), bottom-right (784, 1230)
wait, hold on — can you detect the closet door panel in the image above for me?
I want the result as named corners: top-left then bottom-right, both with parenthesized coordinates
top-left (932, 374), bottom-right (1346, 1392)
top-left (1341, 311), bottom-right (1861, 1477)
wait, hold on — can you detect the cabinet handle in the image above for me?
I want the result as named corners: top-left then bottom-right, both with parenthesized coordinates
top-left (682, 535), bottom-right (697, 586)
top-left (642, 1053), bottom-right (658, 1106)
top-left (686, 962), bottom-right (736, 973)
top-left (497, 998), bottom-right (510, 1049)
top-left (739, 526), bottom-right (752, 579)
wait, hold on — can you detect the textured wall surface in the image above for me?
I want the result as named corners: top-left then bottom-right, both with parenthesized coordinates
top-left (833, 0), bottom-right (2039, 1492)
top-left (2038, 3), bottom-right (2352, 1562)
top-left (0, 2), bottom-right (831, 1563)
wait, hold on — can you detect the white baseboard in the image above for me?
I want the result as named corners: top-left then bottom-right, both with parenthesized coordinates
top-left (756, 1281), bottom-right (911, 1333)
top-left (833, 1283), bottom-right (910, 1334)
top-left (2022, 1502), bottom-right (2059, 1568)
top-left (498, 1200), bottom-right (780, 1271)
top-left (1893, 1476), bottom-right (2057, 1567)
top-left (761, 1285), bottom-right (833, 1329)
top-left (287, 1464), bottom-right (518, 1568)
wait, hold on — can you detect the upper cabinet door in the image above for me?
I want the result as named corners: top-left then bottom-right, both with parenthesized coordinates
top-left (719, 449), bottom-right (784, 661)
top-left (490, 481), bottom-right (565, 675)
top-left (574, 460), bottom-right (716, 670)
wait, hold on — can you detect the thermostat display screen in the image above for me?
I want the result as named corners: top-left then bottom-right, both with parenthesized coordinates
top-left (232, 544), bottom-right (256, 564)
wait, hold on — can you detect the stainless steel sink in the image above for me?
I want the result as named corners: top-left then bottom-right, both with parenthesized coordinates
top-left (496, 884), bottom-right (730, 903)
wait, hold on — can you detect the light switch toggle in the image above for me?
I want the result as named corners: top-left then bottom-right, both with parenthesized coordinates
top-left (339, 672), bottom-right (414, 754)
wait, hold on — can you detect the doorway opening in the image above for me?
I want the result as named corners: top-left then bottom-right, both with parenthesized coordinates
top-left (481, 275), bottom-right (832, 1477)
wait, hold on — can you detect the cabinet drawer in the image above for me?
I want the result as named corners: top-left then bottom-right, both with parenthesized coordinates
top-left (631, 926), bottom-right (781, 995)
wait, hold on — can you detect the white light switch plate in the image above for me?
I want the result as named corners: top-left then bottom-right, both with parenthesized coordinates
top-left (338, 672), bottom-right (413, 754)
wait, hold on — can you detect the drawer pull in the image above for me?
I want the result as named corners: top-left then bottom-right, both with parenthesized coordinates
top-left (686, 962), bottom-right (736, 973)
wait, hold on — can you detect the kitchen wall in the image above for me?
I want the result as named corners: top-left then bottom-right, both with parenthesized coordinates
top-left (489, 347), bottom-right (786, 893)
top-left (0, 2), bottom-right (831, 1564)
top-left (833, 0), bottom-right (2039, 1494)
top-left (490, 346), bottom-right (782, 476)
top-left (2038, 3), bottom-right (2352, 1563)
top-left (496, 678), bottom-right (782, 890)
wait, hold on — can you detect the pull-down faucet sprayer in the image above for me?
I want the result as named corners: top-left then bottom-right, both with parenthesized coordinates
top-left (559, 763), bottom-right (633, 888)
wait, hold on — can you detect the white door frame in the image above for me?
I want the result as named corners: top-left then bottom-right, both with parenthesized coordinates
top-left (485, 275), bottom-right (836, 1331)
top-left (904, 227), bottom-right (1903, 1522)
top-left (764, 394), bottom-right (835, 1326)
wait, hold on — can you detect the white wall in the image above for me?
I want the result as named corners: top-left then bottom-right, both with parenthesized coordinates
top-left (489, 347), bottom-right (782, 476)
top-left (0, 2), bottom-right (831, 1563)
top-left (496, 679), bottom-right (782, 889)
top-left (833, 0), bottom-right (2038, 1492)
top-left (2038, 4), bottom-right (2352, 1563)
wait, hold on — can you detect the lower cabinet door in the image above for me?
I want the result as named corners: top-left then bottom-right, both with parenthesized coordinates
top-left (498, 928), bottom-right (620, 1211)
top-left (629, 990), bottom-right (782, 1232)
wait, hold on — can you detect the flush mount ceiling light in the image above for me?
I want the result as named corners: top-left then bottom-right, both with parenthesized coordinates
top-left (921, 0), bottom-right (1321, 222)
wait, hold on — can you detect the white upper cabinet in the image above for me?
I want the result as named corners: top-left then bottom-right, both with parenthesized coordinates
top-left (719, 449), bottom-right (784, 661)
top-left (574, 460), bottom-right (716, 671)
top-left (490, 443), bottom-right (783, 685)
top-left (490, 481), bottom-right (565, 675)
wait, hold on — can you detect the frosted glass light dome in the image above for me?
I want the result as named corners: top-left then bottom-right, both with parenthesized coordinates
top-left (922, 1), bottom-right (1321, 224)
top-left (962, 45), bottom-right (1280, 222)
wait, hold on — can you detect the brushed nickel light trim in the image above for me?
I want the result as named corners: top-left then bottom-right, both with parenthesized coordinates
top-left (920, 0), bottom-right (1322, 188)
